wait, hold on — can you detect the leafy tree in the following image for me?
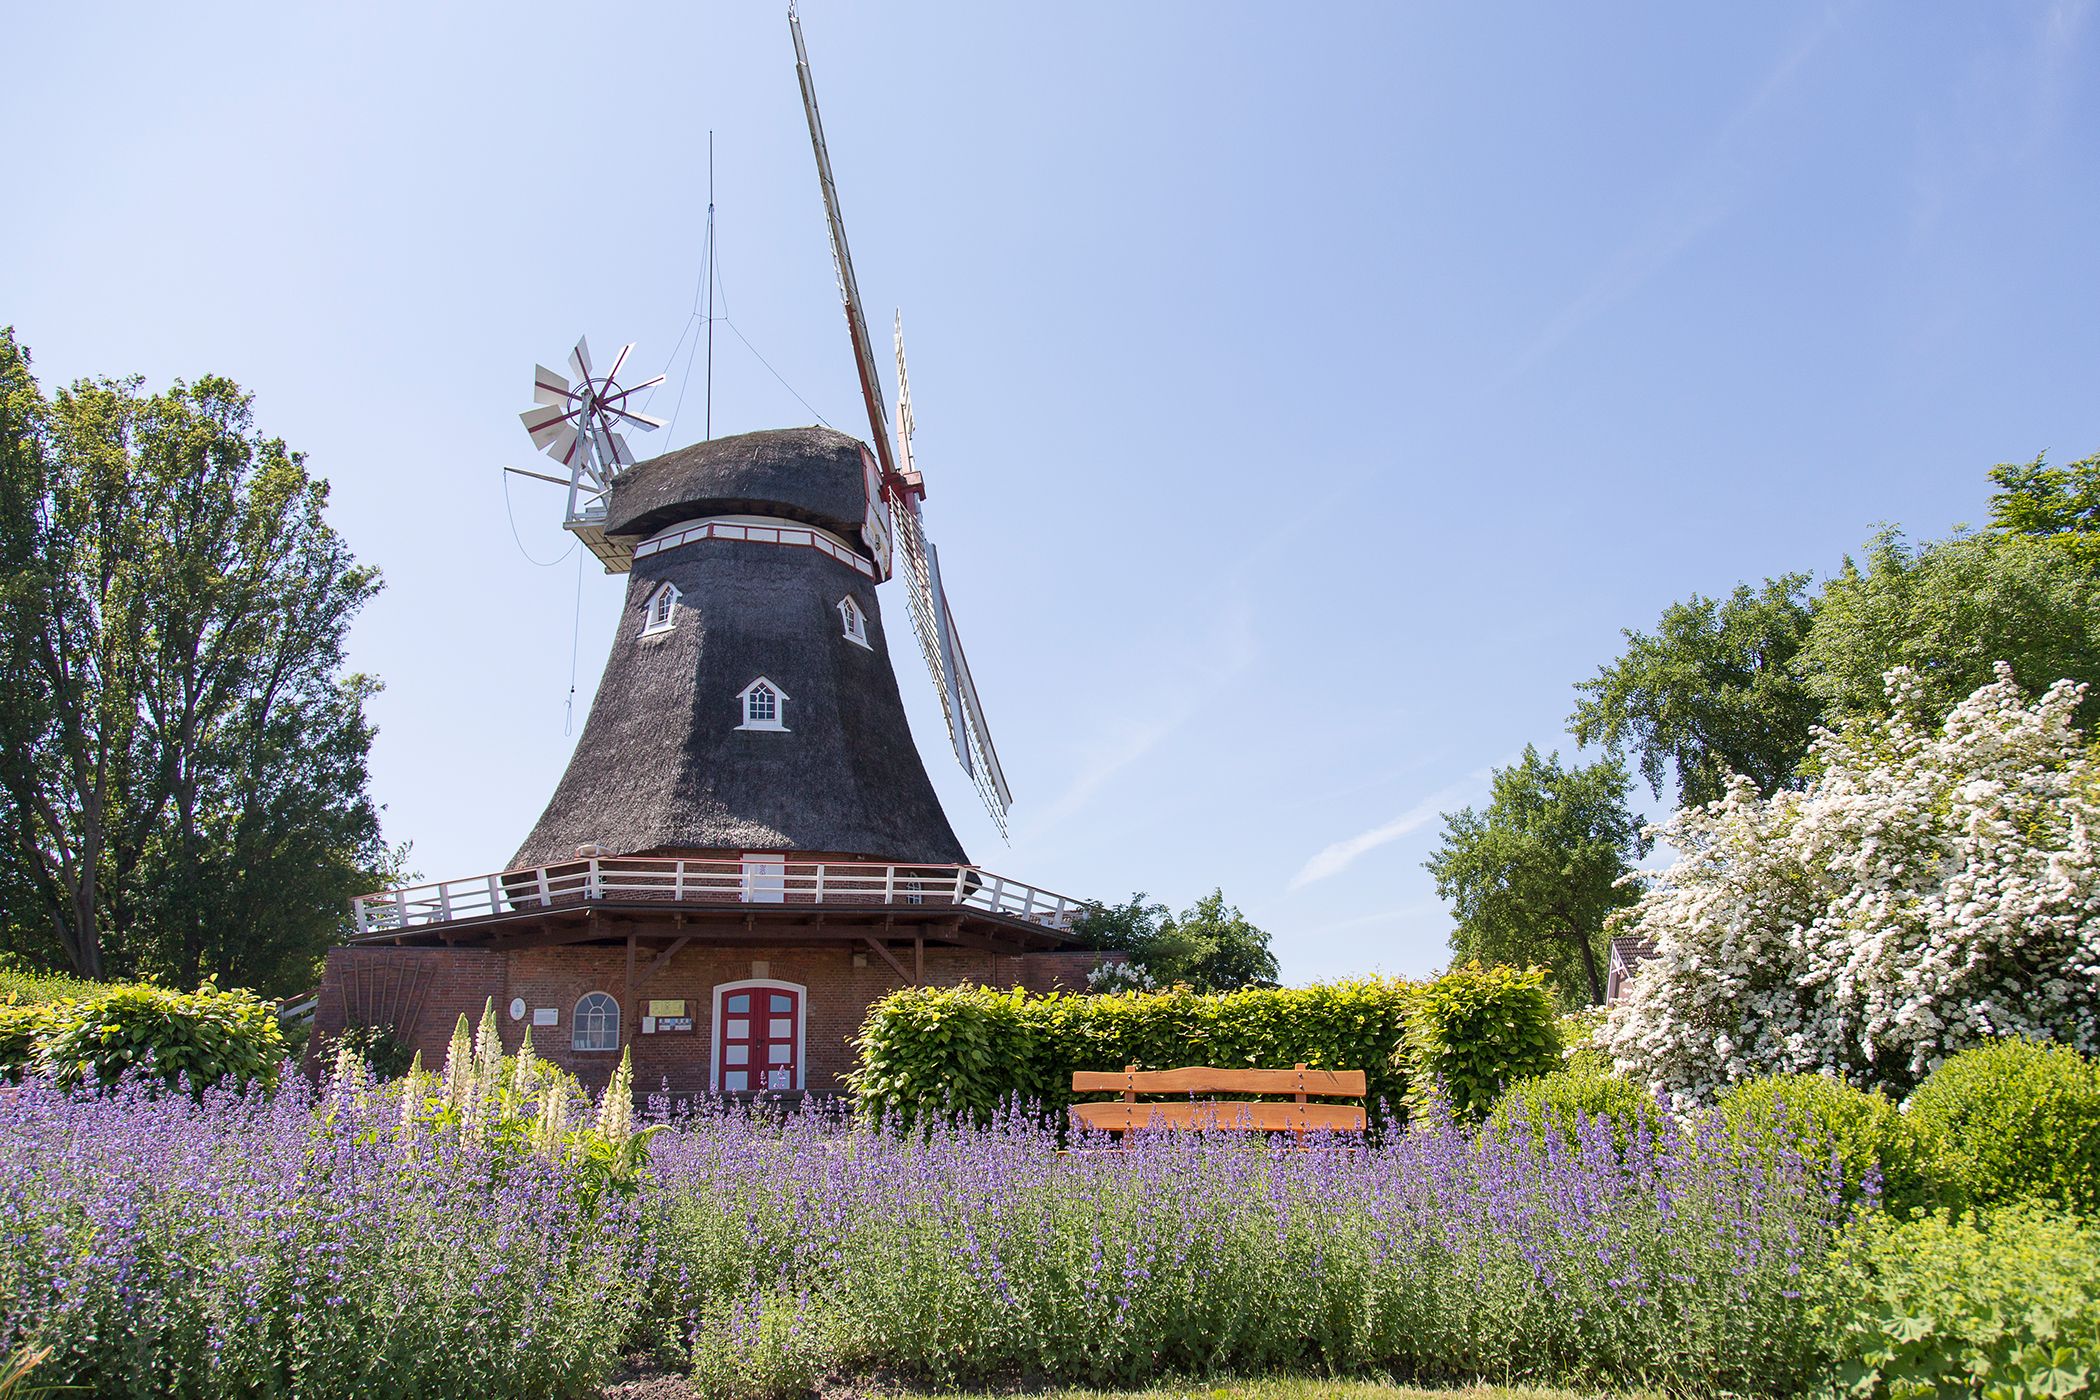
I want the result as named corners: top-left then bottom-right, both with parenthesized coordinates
top-left (1568, 575), bottom-right (1819, 807)
top-left (0, 330), bottom-right (387, 991)
top-left (1068, 889), bottom-right (1278, 992)
top-left (1424, 747), bottom-right (1649, 1006)
top-left (1988, 449), bottom-right (2100, 567)
top-left (1794, 528), bottom-right (2100, 735)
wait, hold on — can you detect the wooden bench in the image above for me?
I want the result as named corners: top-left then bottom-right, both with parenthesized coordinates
top-left (1069, 1063), bottom-right (1368, 1136)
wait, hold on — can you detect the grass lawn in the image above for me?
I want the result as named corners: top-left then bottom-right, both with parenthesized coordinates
top-left (892, 1384), bottom-right (1602, 1399)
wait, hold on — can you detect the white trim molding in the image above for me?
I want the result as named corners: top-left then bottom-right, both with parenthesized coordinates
top-left (837, 594), bottom-right (871, 649)
top-left (641, 580), bottom-right (681, 636)
top-left (735, 677), bottom-right (790, 731)
top-left (709, 978), bottom-right (808, 1094)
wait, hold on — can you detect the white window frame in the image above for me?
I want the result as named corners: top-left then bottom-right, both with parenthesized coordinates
top-left (837, 594), bottom-right (871, 649)
top-left (736, 677), bottom-right (789, 731)
top-left (642, 582), bottom-right (681, 636)
top-left (572, 991), bottom-right (620, 1053)
top-left (709, 978), bottom-right (807, 1094)
top-left (740, 853), bottom-right (786, 903)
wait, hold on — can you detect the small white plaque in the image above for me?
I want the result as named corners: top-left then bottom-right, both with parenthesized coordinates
top-left (508, 997), bottom-right (526, 1022)
top-left (642, 1016), bottom-right (657, 1035)
top-left (532, 1007), bottom-right (558, 1027)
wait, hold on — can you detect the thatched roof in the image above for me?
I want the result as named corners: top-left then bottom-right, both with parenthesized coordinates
top-left (512, 429), bottom-right (967, 869)
top-left (604, 426), bottom-right (873, 546)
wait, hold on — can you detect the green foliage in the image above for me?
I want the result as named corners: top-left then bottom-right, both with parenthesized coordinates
top-left (1069, 889), bottom-right (1279, 992)
top-left (1904, 1038), bottom-right (2100, 1214)
top-left (33, 983), bottom-right (285, 1092)
top-left (0, 329), bottom-right (388, 993)
top-left (1991, 449), bottom-right (2100, 568)
top-left (1718, 1072), bottom-right (1933, 1213)
top-left (1423, 749), bottom-right (1648, 1006)
top-left (0, 956), bottom-right (103, 1005)
top-left (1796, 528), bottom-right (2100, 736)
top-left (327, 1021), bottom-right (415, 1079)
top-left (849, 978), bottom-right (1420, 1131)
top-left (0, 1003), bottom-right (59, 1083)
top-left (1485, 1057), bottom-right (1656, 1148)
top-left (1825, 1204), bottom-right (2100, 1400)
top-left (1569, 574), bottom-right (1822, 806)
top-left (1403, 961), bottom-right (1562, 1119)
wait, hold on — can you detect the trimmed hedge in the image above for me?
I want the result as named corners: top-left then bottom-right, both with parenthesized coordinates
top-left (1486, 1057), bottom-right (1657, 1150)
top-left (1719, 1071), bottom-right (1932, 1213)
top-left (849, 967), bottom-right (1573, 1132)
top-left (31, 984), bottom-right (286, 1092)
top-left (1402, 961), bottom-right (1561, 1119)
top-left (850, 979), bottom-right (1420, 1129)
top-left (1905, 1037), bottom-right (2100, 1214)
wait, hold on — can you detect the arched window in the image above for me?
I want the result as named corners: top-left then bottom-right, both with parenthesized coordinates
top-left (572, 991), bottom-right (620, 1052)
top-left (837, 594), bottom-right (870, 648)
top-left (736, 677), bottom-right (789, 731)
top-left (642, 582), bottom-right (680, 636)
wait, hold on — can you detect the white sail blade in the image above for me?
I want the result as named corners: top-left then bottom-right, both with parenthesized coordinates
top-left (532, 365), bottom-right (573, 408)
top-left (520, 403), bottom-right (576, 450)
top-left (941, 597), bottom-right (1013, 834)
top-left (568, 336), bottom-right (595, 386)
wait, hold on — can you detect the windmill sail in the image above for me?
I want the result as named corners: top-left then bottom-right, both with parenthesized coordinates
top-left (789, 3), bottom-right (1013, 837)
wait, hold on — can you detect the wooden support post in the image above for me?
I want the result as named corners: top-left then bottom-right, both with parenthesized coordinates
top-left (637, 935), bottom-right (691, 987)
top-left (623, 932), bottom-right (637, 1049)
top-left (862, 937), bottom-right (914, 984)
top-left (914, 936), bottom-right (924, 982)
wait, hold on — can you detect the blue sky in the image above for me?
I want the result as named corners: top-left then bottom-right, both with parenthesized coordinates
top-left (5, 3), bottom-right (2097, 983)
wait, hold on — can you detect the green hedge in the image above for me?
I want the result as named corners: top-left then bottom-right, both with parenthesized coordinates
top-left (27, 984), bottom-right (286, 1092)
top-left (850, 978), bottom-right (1421, 1130)
top-left (1905, 1037), bottom-right (2100, 1214)
top-left (849, 968), bottom-right (1575, 1133)
top-left (1402, 961), bottom-right (1562, 1119)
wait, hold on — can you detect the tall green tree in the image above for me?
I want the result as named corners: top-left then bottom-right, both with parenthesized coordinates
top-left (0, 330), bottom-right (387, 991)
top-left (1989, 450), bottom-right (2100, 567)
top-left (1069, 888), bottom-right (1278, 992)
top-left (1423, 747), bottom-right (1649, 1006)
top-left (1794, 528), bottom-right (2100, 734)
top-left (1568, 575), bottom-right (1820, 808)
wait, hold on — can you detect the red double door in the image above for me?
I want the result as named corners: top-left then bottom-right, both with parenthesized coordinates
top-left (718, 985), bottom-right (800, 1093)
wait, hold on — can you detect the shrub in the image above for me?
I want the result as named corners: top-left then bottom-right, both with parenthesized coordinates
top-left (328, 1021), bottom-right (415, 1079)
top-left (1905, 1037), bottom-right (2100, 1213)
top-left (1825, 1204), bottom-right (2100, 1399)
top-left (1487, 1058), bottom-right (1657, 1150)
top-left (34, 984), bottom-right (285, 1092)
top-left (849, 978), bottom-right (1419, 1130)
top-left (1604, 665), bottom-right (2100, 1101)
top-left (1403, 961), bottom-right (1561, 1119)
top-left (0, 958), bottom-right (102, 1006)
top-left (1718, 1072), bottom-right (1933, 1214)
top-left (0, 1004), bottom-right (60, 1084)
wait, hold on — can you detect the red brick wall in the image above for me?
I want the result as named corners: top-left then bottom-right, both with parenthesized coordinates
top-left (309, 946), bottom-right (506, 1072)
top-left (313, 939), bottom-right (1107, 1095)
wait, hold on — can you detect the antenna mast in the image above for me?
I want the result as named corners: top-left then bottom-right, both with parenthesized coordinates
top-left (705, 131), bottom-right (717, 441)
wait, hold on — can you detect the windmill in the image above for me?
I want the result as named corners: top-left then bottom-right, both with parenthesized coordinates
top-left (518, 337), bottom-right (666, 570)
top-left (789, 2), bottom-right (1013, 836)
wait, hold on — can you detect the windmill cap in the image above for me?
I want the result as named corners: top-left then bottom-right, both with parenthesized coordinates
top-left (604, 426), bottom-right (876, 550)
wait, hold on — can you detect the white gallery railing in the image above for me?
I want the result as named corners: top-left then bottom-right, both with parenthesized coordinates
top-left (351, 857), bottom-right (1082, 937)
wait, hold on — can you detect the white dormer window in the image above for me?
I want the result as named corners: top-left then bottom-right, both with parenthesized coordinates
top-left (642, 582), bottom-right (681, 636)
top-left (736, 677), bottom-right (789, 732)
top-left (837, 595), bottom-right (870, 648)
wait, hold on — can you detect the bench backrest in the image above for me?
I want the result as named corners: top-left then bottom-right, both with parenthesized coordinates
top-left (1069, 1063), bottom-right (1368, 1134)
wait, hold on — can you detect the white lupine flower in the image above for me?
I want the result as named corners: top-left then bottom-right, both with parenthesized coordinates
top-left (1605, 665), bottom-right (2100, 1102)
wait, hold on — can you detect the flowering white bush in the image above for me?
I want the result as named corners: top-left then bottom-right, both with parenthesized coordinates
top-left (1604, 664), bottom-right (2100, 1101)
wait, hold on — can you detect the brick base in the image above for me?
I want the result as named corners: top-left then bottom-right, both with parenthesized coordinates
top-left (311, 941), bottom-right (1106, 1095)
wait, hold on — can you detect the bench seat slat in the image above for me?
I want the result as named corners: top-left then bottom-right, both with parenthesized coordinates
top-left (1071, 1101), bottom-right (1367, 1133)
top-left (1070, 1066), bottom-right (1367, 1097)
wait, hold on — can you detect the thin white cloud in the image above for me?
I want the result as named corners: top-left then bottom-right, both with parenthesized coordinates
top-left (1287, 771), bottom-right (1489, 891)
